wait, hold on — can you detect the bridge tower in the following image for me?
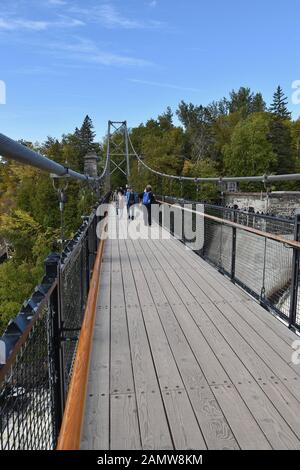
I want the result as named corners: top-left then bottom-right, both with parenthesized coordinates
top-left (105, 120), bottom-right (131, 190)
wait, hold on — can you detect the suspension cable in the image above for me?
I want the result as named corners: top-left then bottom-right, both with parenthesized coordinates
top-left (127, 130), bottom-right (300, 184)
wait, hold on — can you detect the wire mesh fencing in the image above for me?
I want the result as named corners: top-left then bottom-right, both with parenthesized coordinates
top-left (0, 301), bottom-right (55, 450)
top-left (158, 197), bottom-right (300, 333)
top-left (0, 193), bottom-right (111, 450)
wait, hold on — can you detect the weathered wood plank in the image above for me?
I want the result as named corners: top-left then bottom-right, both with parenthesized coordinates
top-left (136, 239), bottom-right (239, 449)
top-left (110, 393), bottom-right (141, 450)
top-left (162, 390), bottom-right (207, 450)
top-left (211, 385), bottom-right (271, 450)
top-left (118, 238), bottom-right (173, 450)
top-left (81, 394), bottom-right (110, 450)
top-left (125, 239), bottom-right (185, 391)
top-left (110, 239), bottom-right (135, 394)
top-left (81, 240), bottom-right (111, 449)
top-left (169, 235), bottom-right (298, 345)
top-left (149, 237), bottom-right (300, 448)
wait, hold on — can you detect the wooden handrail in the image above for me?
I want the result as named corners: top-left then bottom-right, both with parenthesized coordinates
top-left (57, 222), bottom-right (107, 450)
top-left (158, 200), bottom-right (300, 249)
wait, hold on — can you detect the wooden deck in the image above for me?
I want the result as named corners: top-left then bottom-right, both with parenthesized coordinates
top-left (81, 217), bottom-right (300, 450)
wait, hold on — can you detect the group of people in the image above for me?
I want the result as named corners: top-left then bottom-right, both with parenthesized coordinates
top-left (113, 185), bottom-right (156, 226)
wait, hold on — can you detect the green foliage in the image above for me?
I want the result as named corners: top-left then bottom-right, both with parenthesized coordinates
top-left (129, 112), bottom-right (185, 194)
top-left (223, 113), bottom-right (277, 180)
top-left (269, 86), bottom-right (291, 120)
top-left (182, 159), bottom-right (219, 202)
top-left (0, 115), bottom-right (99, 333)
top-left (0, 260), bottom-right (43, 335)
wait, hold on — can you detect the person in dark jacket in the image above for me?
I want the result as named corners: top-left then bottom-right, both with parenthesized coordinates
top-left (142, 184), bottom-right (155, 226)
top-left (126, 187), bottom-right (138, 220)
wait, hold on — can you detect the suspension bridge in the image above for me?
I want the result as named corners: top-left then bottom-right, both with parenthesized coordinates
top-left (0, 121), bottom-right (300, 450)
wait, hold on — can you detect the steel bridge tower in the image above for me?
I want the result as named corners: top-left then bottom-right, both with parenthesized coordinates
top-left (105, 120), bottom-right (131, 190)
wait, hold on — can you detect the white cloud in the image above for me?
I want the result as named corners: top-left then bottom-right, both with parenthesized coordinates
top-left (94, 4), bottom-right (142, 29)
top-left (48, 0), bottom-right (67, 5)
top-left (129, 79), bottom-right (201, 92)
top-left (69, 3), bottom-right (164, 30)
top-left (149, 1), bottom-right (157, 7)
top-left (49, 38), bottom-right (154, 67)
top-left (0, 17), bottom-right (48, 31)
top-left (0, 15), bottom-right (84, 31)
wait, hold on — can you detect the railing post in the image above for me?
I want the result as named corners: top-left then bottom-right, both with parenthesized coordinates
top-left (45, 252), bottom-right (65, 443)
top-left (289, 209), bottom-right (300, 330)
top-left (231, 210), bottom-right (237, 281)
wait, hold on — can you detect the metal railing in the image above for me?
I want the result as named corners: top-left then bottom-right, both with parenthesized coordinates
top-left (0, 192), bottom-right (111, 450)
top-left (158, 196), bottom-right (300, 333)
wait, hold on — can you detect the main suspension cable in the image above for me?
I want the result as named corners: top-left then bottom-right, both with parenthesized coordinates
top-left (127, 130), bottom-right (300, 184)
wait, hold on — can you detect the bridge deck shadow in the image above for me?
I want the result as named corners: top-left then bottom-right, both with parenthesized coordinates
top-left (81, 212), bottom-right (300, 450)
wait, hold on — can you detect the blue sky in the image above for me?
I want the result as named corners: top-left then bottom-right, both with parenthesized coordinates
top-left (0, 0), bottom-right (299, 143)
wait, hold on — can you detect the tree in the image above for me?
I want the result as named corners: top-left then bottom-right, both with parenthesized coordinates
top-left (158, 106), bottom-right (173, 131)
top-left (227, 87), bottom-right (266, 117)
top-left (268, 117), bottom-right (294, 174)
top-left (269, 86), bottom-right (291, 120)
top-left (223, 113), bottom-right (277, 177)
top-left (182, 159), bottom-right (219, 201)
top-left (251, 93), bottom-right (266, 113)
top-left (79, 115), bottom-right (96, 153)
top-left (228, 87), bottom-right (254, 117)
top-left (176, 101), bottom-right (213, 161)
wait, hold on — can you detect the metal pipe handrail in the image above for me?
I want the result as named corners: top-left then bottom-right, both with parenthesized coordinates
top-left (0, 132), bottom-right (108, 182)
top-left (158, 200), bottom-right (300, 249)
top-left (162, 197), bottom-right (294, 224)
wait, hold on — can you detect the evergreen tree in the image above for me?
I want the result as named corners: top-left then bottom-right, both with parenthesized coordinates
top-left (228, 87), bottom-right (253, 117)
top-left (158, 106), bottom-right (173, 131)
top-left (268, 117), bottom-right (294, 174)
top-left (269, 86), bottom-right (291, 119)
top-left (79, 115), bottom-right (96, 154)
top-left (251, 93), bottom-right (266, 113)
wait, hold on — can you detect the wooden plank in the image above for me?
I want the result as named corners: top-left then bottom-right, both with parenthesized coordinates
top-left (110, 393), bottom-right (141, 450)
top-left (217, 300), bottom-right (300, 379)
top-left (136, 240), bottom-right (239, 450)
top-left (125, 239), bottom-right (185, 391)
top-left (125, 239), bottom-right (211, 449)
top-left (170, 233), bottom-right (298, 345)
top-left (81, 239), bottom-right (111, 449)
top-left (187, 387), bottom-right (239, 450)
top-left (161, 238), bottom-right (300, 380)
top-left (81, 394), bottom-right (109, 450)
top-left (118, 238), bottom-right (173, 450)
top-left (86, 243), bottom-right (111, 396)
top-left (211, 385), bottom-right (271, 450)
top-left (169, 236), bottom-right (251, 302)
top-left (110, 239), bottom-right (135, 394)
top-left (149, 237), bottom-right (300, 448)
top-left (162, 390), bottom-right (207, 450)
top-left (140, 239), bottom-right (232, 386)
top-left (161, 239), bottom-right (300, 401)
top-left (240, 298), bottom-right (298, 346)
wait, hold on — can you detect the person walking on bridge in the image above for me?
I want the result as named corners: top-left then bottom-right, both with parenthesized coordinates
top-left (126, 187), bottom-right (138, 220)
top-left (142, 184), bottom-right (156, 226)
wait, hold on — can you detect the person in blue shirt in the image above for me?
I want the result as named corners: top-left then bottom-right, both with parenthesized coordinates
top-left (142, 185), bottom-right (155, 226)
